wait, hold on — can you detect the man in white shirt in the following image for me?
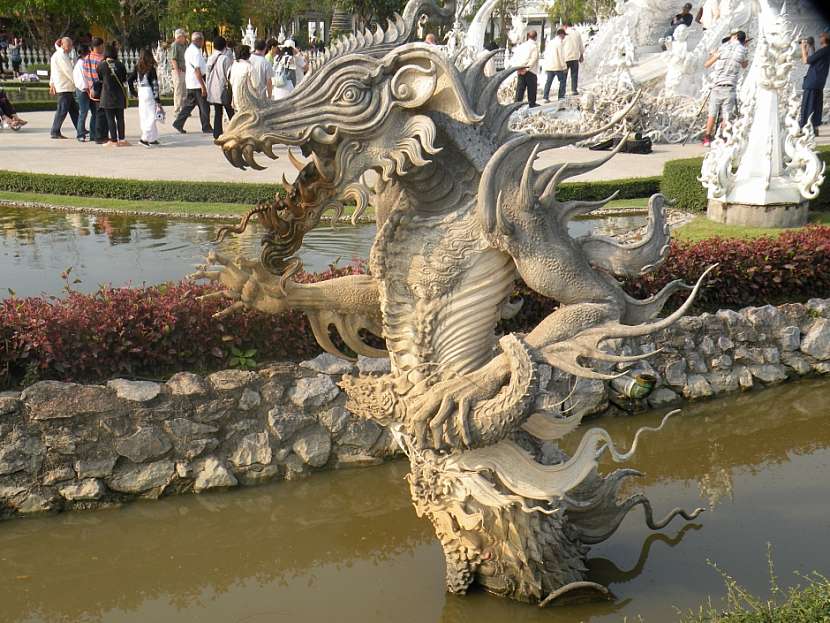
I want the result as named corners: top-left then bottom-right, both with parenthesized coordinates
top-left (561, 25), bottom-right (584, 96)
top-left (542, 28), bottom-right (567, 103)
top-left (249, 39), bottom-right (273, 100)
top-left (172, 32), bottom-right (212, 134)
top-left (702, 30), bottom-right (749, 145)
top-left (512, 30), bottom-right (540, 108)
top-left (49, 37), bottom-right (79, 139)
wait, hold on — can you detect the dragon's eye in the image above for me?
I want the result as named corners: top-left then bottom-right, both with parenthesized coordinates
top-left (333, 80), bottom-right (367, 105)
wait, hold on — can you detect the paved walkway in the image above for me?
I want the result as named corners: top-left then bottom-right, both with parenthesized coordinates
top-left (2, 110), bottom-right (828, 185)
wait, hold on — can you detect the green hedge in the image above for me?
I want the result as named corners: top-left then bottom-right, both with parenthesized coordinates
top-left (661, 145), bottom-right (830, 212)
top-left (12, 98), bottom-right (174, 113)
top-left (557, 176), bottom-right (661, 201)
top-left (0, 170), bottom-right (283, 205)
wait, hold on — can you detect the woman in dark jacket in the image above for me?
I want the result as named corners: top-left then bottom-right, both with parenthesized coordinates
top-left (96, 43), bottom-right (129, 146)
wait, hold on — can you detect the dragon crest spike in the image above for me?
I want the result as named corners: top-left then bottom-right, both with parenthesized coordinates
top-left (518, 144), bottom-right (541, 209)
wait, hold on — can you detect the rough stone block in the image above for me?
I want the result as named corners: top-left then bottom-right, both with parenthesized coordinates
top-left (762, 347), bottom-right (780, 364)
top-left (699, 336), bottom-right (716, 356)
top-left (743, 304), bottom-right (782, 329)
top-left (193, 457), bottom-right (238, 492)
top-left (806, 298), bottom-right (830, 318)
top-left (647, 387), bottom-right (680, 408)
top-left (237, 465), bottom-right (281, 485)
top-left (115, 426), bottom-right (172, 463)
top-left (106, 379), bottom-right (161, 403)
top-left (300, 353), bottom-right (356, 375)
top-left (778, 326), bottom-right (801, 352)
top-left (664, 360), bottom-right (687, 388)
top-left (166, 372), bottom-right (209, 396)
top-left (800, 319), bottom-right (830, 360)
top-left (337, 419), bottom-right (383, 449)
top-left (23, 381), bottom-right (119, 420)
top-left (682, 374), bottom-right (713, 400)
top-left (288, 375), bottom-right (340, 409)
top-left (75, 456), bottom-right (118, 479)
top-left (334, 452), bottom-right (384, 469)
top-left (282, 454), bottom-right (309, 480)
top-left (43, 466), bottom-right (75, 485)
top-left (781, 351), bottom-right (812, 375)
top-left (108, 460), bottom-right (175, 494)
top-left (356, 356), bottom-right (392, 375)
top-left (230, 432), bottom-right (272, 468)
top-left (292, 425), bottom-right (332, 467)
top-left (710, 355), bottom-right (732, 370)
top-left (319, 406), bottom-right (350, 435)
top-left (812, 361), bottom-right (830, 374)
top-left (59, 478), bottom-right (105, 501)
top-left (259, 378), bottom-right (287, 406)
top-left (207, 370), bottom-right (258, 392)
top-left (0, 485), bottom-right (27, 501)
top-left (17, 491), bottom-right (57, 514)
top-left (717, 336), bottom-right (734, 351)
top-left (267, 409), bottom-right (315, 442)
top-left (0, 393), bottom-right (20, 416)
top-left (238, 388), bottom-right (262, 412)
top-left (686, 353), bottom-right (708, 374)
top-left (706, 371), bottom-right (739, 394)
top-left (749, 364), bottom-right (787, 385)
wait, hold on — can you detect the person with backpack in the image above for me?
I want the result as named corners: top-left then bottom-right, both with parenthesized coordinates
top-left (206, 36), bottom-right (233, 139)
top-left (96, 43), bottom-right (129, 146)
top-left (128, 48), bottom-right (163, 147)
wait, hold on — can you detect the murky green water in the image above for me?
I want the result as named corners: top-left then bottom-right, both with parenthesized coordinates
top-left (0, 206), bottom-right (645, 298)
top-left (2, 377), bottom-right (829, 623)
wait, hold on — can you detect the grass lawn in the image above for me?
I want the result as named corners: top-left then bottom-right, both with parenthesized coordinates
top-left (0, 190), bottom-right (373, 219)
top-left (674, 213), bottom-right (830, 242)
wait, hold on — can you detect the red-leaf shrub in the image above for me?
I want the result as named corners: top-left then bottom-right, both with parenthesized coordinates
top-left (0, 262), bottom-right (365, 390)
top-left (3, 228), bottom-right (830, 389)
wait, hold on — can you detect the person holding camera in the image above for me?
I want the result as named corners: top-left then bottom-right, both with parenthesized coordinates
top-left (800, 32), bottom-right (830, 134)
top-left (701, 30), bottom-right (749, 146)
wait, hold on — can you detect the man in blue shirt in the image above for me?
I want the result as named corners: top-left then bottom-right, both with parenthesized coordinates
top-left (800, 32), bottom-right (830, 135)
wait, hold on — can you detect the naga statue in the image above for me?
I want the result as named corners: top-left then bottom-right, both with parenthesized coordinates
top-left (194, 0), bottom-right (708, 606)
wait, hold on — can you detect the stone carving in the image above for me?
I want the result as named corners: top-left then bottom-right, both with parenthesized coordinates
top-left (700, 1), bottom-right (826, 227)
top-left (200, 0), bottom-right (710, 605)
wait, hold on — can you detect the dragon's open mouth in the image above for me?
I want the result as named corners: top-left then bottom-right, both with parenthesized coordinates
top-left (215, 136), bottom-right (370, 279)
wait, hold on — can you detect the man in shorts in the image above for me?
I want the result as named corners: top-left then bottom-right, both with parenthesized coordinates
top-left (702, 30), bottom-right (749, 146)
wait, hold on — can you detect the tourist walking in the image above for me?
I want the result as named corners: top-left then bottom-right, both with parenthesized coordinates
top-left (170, 29), bottom-right (188, 116)
top-left (229, 45), bottom-right (253, 110)
top-left (512, 31), bottom-right (540, 108)
top-left (293, 45), bottom-right (307, 85)
top-left (172, 32), bottom-right (211, 134)
top-left (800, 32), bottom-right (830, 135)
top-left (272, 50), bottom-right (295, 100)
top-left (73, 44), bottom-right (91, 141)
top-left (206, 36), bottom-right (234, 139)
top-left (702, 30), bottom-right (749, 146)
top-left (265, 38), bottom-right (280, 65)
top-left (84, 37), bottom-right (107, 144)
top-left (49, 37), bottom-right (79, 139)
top-left (96, 43), bottom-right (129, 146)
top-left (8, 37), bottom-right (22, 78)
top-left (542, 28), bottom-right (567, 103)
top-left (562, 25), bottom-right (584, 96)
top-left (250, 39), bottom-right (273, 100)
top-left (128, 49), bottom-right (163, 148)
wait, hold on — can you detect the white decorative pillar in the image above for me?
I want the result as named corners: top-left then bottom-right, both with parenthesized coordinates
top-left (700, 0), bottom-right (826, 227)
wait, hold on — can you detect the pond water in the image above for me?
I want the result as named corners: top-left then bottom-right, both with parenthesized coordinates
top-left (0, 206), bottom-right (645, 298)
top-left (2, 377), bottom-right (829, 623)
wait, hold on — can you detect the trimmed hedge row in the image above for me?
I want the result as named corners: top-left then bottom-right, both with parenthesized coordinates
top-left (3, 227), bottom-right (829, 389)
top-left (0, 168), bottom-right (659, 206)
top-left (661, 145), bottom-right (830, 213)
top-left (0, 170), bottom-right (283, 205)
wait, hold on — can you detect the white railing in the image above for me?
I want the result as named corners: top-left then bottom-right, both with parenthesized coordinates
top-left (16, 47), bottom-right (143, 73)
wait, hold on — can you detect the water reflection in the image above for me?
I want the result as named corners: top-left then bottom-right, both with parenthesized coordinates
top-left (0, 206), bottom-right (646, 298)
top-left (1, 377), bottom-right (829, 623)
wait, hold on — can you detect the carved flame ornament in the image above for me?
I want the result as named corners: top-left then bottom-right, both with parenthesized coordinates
top-left (194, 0), bottom-right (708, 606)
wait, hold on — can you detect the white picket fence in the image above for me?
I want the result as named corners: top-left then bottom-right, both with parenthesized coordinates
top-left (16, 47), bottom-right (143, 73)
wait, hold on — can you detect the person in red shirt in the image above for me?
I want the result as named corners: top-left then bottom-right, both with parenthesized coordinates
top-left (84, 37), bottom-right (107, 143)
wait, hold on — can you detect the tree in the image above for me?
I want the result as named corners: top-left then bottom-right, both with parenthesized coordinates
top-left (242, 0), bottom-right (304, 38)
top-left (1, 0), bottom-right (77, 44)
top-left (92, 0), bottom-right (165, 47)
top-left (163, 0), bottom-right (243, 38)
top-left (547, 0), bottom-right (614, 24)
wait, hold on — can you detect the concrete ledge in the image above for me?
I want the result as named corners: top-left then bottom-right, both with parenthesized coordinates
top-left (707, 199), bottom-right (809, 228)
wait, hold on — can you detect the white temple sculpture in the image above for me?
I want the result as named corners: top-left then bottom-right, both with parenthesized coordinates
top-left (700, 0), bottom-right (825, 227)
top-left (199, 0), bottom-right (709, 606)
top-left (153, 42), bottom-right (173, 96)
top-left (241, 19), bottom-right (258, 49)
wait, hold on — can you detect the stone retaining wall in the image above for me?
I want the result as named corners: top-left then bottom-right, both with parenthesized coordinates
top-left (1, 298), bottom-right (829, 519)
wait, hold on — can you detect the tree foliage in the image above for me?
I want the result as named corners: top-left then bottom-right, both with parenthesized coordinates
top-left (162, 0), bottom-right (243, 38)
top-left (547, 0), bottom-right (615, 24)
